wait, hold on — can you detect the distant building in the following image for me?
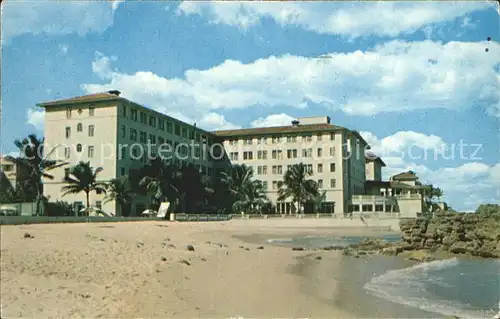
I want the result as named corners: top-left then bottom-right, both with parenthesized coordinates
top-left (0, 156), bottom-right (21, 191)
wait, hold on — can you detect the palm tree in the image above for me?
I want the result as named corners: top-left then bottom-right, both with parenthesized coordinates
top-left (61, 161), bottom-right (107, 214)
top-left (278, 163), bottom-right (319, 214)
top-left (6, 134), bottom-right (66, 215)
top-left (233, 179), bottom-right (269, 214)
top-left (104, 176), bottom-right (135, 217)
top-left (139, 158), bottom-right (181, 210)
top-left (433, 187), bottom-right (444, 201)
top-left (313, 190), bottom-right (327, 213)
top-left (220, 164), bottom-right (256, 213)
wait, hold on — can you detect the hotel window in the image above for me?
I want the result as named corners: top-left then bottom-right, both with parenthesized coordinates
top-left (277, 165), bottom-right (282, 174)
top-left (88, 125), bottom-right (95, 137)
top-left (286, 136), bottom-right (297, 142)
top-left (88, 146), bottom-right (94, 158)
top-left (121, 125), bottom-right (126, 138)
top-left (330, 133), bottom-right (335, 141)
top-left (330, 179), bottom-right (336, 188)
top-left (272, 136), bottom-right (281, 144)
top-left (272, 181), bottom-right (278, 190)
top-left (148, 116), bottom-right (155, 127)
top-left (158, 136), bottom-right (165, 145)
top-left (317, 133), bottom-right (323, 141)
top-left (139, 131), bottom-right (147, 143)
top-left (120, 147), bottom-right (126, 160)
top-left (307, 164), bottom-right (313, 174)
top-left (167, 122), bottom-right (173, 133)
top-left (257, 166), bottom-right (263, 175)
top-left (65, 127), bottom-right (71, 138)
top-left (257, 151), bottom-right (263, 159)
top-left (140, 112), bottom-right (147, 124)
top-left (175, 124), bottom-right (181, 136)
top-left (130, 128), bottom-right (137, 141)
top-left (317, 163), bottom-right (323, 173)
top-left (230, 152), bottom-right (239, 161)
top-left (195, 133), bottom-right (200, 142)
top-left (149, 134), bottom-right (156, 144)
top-left (120, 167), bottom-right (126, 176)
top-left (262, 165), bottom-right (268, 174)
top-left (262, 150), bottom-right (267, 159)
top-left (263, 181), bottom-right (268, 190)
top-left (76, 144), bottom-right (82, 152)
top-left (318, 179), bottom-right (323, 189)
top-left (257, 137), bottom-right (266, 144)
top-left (89, 106), bottom-right (95, 116)
top-left (272, 165), bottom-right (277, 174)
top-left (66, 108), bottom-right (72, 119)
top-left (287, 165), bottom-right (292, 172)
top-left (95, 201), bottom-right (102, 209)
top-left (77, 123), bottom-right (83, 132)
top-left (243, 151), bottom-right (253, 160)
top-left (182, 127), bottom-right (188, 138)
top-left (122, 106), bottom-right (127, 118)
top-left (287, 149), bottom-right (296, 159)
top-left (329, 147), bottom-right (336, 156)
top-left (159, 119), bottom-right (165, 130)
top-left (317, 148), bottom-right (322, 157)
top-left (131, 109), bottom-right (138, 121)
top-left (243, 138), bottom-right (252, 145)
top-left (303, 134), bottom-right (312, 142)
top-left (330, 163), bottom-right (336, 172)
top-left (302, 148), bottom-right (312, 158)
top-left (64, 168), bottom-right (70, 179)
top-left (64, 147), bottom-right (70, 159)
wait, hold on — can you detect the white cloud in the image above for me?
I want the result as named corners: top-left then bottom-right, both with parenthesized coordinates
top-left (176, 1), bottom-right (489, 38)
top-left (26, 108), bottom-right (45, 131)
top-left (362, 130), bottom-right (500, 211)
top-left (199, 113), bottom-right (241, 130)
top-left (2, 1), bottom-right (118, 44)
top-left (250, 113), bottom-right (295, 127)
top-left (82, 40), bottom-right (500, 119)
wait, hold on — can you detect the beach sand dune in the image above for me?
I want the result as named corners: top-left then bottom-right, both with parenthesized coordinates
top-left (0, 220), bottom-right (395, 318)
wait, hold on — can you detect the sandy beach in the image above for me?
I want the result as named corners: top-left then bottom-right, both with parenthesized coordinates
top-left (1, 219), bottom-right (400, 318)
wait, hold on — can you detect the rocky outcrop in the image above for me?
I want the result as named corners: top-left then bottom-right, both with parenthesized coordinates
top-left (397, 212), bottom-right (500, 259)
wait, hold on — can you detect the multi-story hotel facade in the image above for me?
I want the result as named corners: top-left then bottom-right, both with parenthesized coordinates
top-left (39, 90), bottom-right (224, 216)
top-left (213, 116), bottom-right (370, 215)
top-left (37, 90), bottom-right (396, 217)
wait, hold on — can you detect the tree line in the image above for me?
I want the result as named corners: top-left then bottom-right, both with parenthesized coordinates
top-left (1, 134), bottom-right (323, 217)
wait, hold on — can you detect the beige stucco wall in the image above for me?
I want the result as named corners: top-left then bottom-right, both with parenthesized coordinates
top-left (221, 130), bottom-right (348, 214)
top-left (43, 102), bottom-right (119, 215)
top-left (365, 161), bottom-right (382, 181)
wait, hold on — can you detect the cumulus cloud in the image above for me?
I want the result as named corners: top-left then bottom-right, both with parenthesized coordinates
top-left (250, 114), bottom-right (295, 127)
top-left (176, 1), bottom-right (489, 38)
top-left (2, 1), bottom-right (118, 44)
top-left (81, 40), bottom-right (500, 120)
top-left (361, 130), bottom-right (500, 211)
top-left (199, 113), bottom-right (241, 130)
top-left (26, 108), bottom-right (45, 131)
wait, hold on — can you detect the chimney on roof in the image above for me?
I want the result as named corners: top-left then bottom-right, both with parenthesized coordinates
top-left (291, 120), bottom-right (300, 127)
top-left (107, 90), bottom-right (121, 96)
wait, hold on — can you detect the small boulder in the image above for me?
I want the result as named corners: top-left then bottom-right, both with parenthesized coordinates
top-left (292, 247), bottom-right (304, 251)
top-left (186, 245), bottom-right (195, 252)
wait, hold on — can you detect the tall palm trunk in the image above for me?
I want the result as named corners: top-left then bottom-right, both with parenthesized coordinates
top-left (86, 190), bottom-right (90, 211)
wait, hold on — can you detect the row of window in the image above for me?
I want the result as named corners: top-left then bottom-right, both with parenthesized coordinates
top-left (63, 145), bottom-right (94, 159)
top-left (65, 124), bottom-right (94, 138)
top-left (122, 125), bottom-right (212, 147)
top-left (255, 163), bottom-right (336, 175)
top-left (230, 132), bottom-right (336, 146)
top-left (264, 178), bottom-right (337, 190)
top-left (66, 106), bottom-right (95, 119)
top-left (121, 107), bottom-right (210, 144)
top-left (229, 147), bottom-right (336, 161)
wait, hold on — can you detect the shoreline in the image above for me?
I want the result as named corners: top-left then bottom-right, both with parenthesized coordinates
top-left (0, 219), bottom-right (459, 318)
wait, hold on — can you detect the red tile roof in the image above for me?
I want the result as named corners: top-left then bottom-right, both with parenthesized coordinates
top-left (391, 171), bottom-right (418, 180)
top-left (37, 92), bottom-right (121, 107)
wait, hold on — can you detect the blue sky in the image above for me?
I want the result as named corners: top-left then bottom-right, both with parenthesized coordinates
top-left (2, 0), bottom-right (499, 211)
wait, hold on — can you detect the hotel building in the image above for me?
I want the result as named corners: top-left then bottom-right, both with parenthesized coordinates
top-left (39, 90), bottom-right (223, 216)
top-left (38, 90), bottom-right (424, 217)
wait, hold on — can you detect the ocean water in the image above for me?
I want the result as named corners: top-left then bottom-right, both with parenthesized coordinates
top-left (269, 235), bottom-right (500, 318)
